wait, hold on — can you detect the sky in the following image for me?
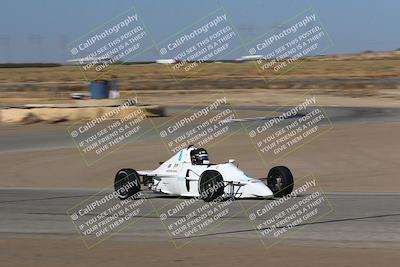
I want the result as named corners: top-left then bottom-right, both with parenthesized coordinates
top-left (0, 0), bottom-right (399, 63)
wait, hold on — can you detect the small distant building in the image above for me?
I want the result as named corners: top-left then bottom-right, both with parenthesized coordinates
top-left (66, 57), bottom-right (111, 65)
top-left (236, 55), bottom-right (264, 62)
top-left (156, 59), bottom-right (176, 64)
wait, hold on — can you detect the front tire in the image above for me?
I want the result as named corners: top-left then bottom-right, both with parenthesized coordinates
top-left (198, 170), bottom-right (225, 202)
top-left (114, 169), bottom-right (141, 200)
top-left (267, 166), bottom-right (294, 197)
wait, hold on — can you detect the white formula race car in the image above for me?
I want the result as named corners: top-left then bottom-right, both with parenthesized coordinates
top-left (114, 145), bottom-right (294, 202)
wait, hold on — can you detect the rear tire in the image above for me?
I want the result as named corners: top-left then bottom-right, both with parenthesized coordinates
top-left (267, 166), bottom-right (294, 197)
top-left (198, 170), bottom-right (225, 202)
top-left (114, 169), bottom-right (141, 200)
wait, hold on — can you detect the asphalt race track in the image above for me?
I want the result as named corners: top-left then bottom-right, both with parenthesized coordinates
top-left (0, 188), bottom-right (399, 249)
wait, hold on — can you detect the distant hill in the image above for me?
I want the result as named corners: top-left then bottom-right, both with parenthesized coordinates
top-left (0, 63), bottom-right (62, 68)
top-left (313, 50), bottom-right (400, 61)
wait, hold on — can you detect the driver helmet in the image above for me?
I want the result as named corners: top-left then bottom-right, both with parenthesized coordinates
top-left (190, 148), bottom-right (209, 165)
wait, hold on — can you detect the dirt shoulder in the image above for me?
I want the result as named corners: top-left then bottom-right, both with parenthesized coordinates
top-left (0, 236), bottom-right (399, 267)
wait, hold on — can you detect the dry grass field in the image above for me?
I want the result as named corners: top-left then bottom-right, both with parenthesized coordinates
top-left (0, 51), bottom-right (399, 106)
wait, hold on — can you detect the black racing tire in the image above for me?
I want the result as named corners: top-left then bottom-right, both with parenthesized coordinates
top-left (267, 166), bottom-right (294, 197)
top-left (114, 168), bottom-right (141, 200)
top-left (198, 170), bottom-right (225, 202)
